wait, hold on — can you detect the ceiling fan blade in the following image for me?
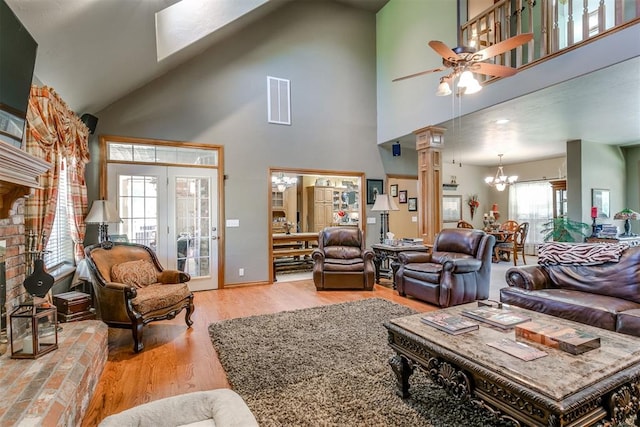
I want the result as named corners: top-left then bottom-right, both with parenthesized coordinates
top-left (475, 33), bottom-right (533, 60)
top-left (392, 67), bottom-right (445, 82)
top-left (473, 62), bottom-right (518, 77)
top-left (428, 40), bottom-right (459, 62)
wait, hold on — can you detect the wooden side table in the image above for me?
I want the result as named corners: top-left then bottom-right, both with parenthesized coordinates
top-left (371, 243), bottom-right (430, 289)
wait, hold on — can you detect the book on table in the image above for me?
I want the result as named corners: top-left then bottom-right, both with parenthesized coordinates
top-left (487, 338), bottom-right (548, 361)
top-left (420, 312), bottom-right (479, 335)
top-left (460, 306), bottom-right (532, 330)
top-left (515, 321), bottom-right (601, 355)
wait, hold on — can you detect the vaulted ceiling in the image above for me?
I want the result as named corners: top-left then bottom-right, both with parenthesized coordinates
top-left (7, 0), bottom-right (639, 166)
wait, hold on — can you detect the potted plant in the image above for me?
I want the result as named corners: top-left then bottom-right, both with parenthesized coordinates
top-left (541, 216), bottom-right (590, 242)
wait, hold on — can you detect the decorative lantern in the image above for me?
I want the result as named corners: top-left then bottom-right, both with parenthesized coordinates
top-left (10, 303), bottom-right (58, 359)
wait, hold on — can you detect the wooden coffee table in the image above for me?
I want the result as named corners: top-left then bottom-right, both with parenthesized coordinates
top-left (384, 303), bottom-right (640, 426)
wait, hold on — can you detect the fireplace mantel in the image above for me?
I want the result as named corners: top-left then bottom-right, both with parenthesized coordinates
top-left (0, 141), bottom-right (51, 218)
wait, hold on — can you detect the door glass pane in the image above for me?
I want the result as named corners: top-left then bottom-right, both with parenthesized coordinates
top-left (175, 176), bottom-right (211, 277)
top-left (117, 175), bottom-right (159, 251)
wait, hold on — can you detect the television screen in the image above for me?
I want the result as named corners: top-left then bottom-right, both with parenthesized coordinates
top-left (0, 0), bottom-right (37, 148)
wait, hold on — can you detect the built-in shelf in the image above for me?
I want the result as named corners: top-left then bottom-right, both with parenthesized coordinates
top-left (0, 141), bottom-right (51, 218)
top-left (442, 183), bottom-right (459, 190)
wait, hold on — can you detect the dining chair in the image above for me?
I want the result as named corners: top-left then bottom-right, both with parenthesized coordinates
top-left (494, 222), bottom-right (529, 265)
top-left (457, 220), bottom-right (474, 229)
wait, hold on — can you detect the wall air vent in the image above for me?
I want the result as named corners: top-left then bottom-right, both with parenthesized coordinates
top-left (267, 76), bottom-right (291, 125)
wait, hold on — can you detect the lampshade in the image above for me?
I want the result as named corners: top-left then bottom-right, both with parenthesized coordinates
top-left (462, 77), bottom-right (482, 94)
top-left (371, 194), bottom-right (399, 212)
top-left (435, 80), bottom-right (452, 96)
top-left (614, 209), bottom-right (640, 220)
top-left (457, 70), bottom-right (474, 88)
top-left (85, 200), bottom-right (121, 224)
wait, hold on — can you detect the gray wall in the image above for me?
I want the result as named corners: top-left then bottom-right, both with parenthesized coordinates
top-left (89, 2), bottom-right (382, 284)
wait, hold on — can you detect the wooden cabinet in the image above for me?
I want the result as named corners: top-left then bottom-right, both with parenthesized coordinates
top-left (306, 186), bottom-right (360, 232)
top-left (306, 186), bottom-right (334, 232)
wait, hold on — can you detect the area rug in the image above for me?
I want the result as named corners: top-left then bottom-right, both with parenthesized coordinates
top-left (208, 298), bottom-right (502, 426)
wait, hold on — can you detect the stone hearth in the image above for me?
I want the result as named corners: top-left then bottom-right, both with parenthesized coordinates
top-left (0, 320), bottom-right (107, 426)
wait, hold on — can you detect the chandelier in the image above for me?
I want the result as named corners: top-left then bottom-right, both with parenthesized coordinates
top-left (272, 173), bottom-right (297, 192)
top-left (485, 154), bottom-right (517, 191)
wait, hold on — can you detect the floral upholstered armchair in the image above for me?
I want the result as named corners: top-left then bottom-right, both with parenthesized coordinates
top-left (84, 242), bottom-right (194, 352)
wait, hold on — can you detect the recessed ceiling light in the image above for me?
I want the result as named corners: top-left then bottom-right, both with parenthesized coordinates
top-left (495, 119), bottom-right (510, 125)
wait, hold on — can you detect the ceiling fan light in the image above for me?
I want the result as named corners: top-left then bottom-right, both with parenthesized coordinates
top-left (463, 78), bottom-right (482, 94)
top-left (435, 81), bottom-right (451, 96)
top-left (457, 70), bottom-right (474, 88)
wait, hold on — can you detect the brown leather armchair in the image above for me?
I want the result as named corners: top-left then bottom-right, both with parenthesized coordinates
top-left (312, 227), bottom-right (375, 290)
top-left (395, 228), bottom-right (495, 307)
top-left (85, 242), bottom-right (194, 352)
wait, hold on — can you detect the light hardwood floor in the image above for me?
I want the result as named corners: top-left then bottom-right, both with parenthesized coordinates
top-left (82, 257), bottom-right (527, 426)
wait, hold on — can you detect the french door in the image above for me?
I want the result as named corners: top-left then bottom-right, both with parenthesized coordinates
top-left (107, 163), bottom-right (219, 291)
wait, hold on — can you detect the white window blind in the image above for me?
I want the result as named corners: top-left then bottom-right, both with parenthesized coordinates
top-left (44, 160), bottom-right (74, 269)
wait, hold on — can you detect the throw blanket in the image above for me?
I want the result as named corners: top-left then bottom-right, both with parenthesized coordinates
top-left (539, 242), bottom-right (629, 265)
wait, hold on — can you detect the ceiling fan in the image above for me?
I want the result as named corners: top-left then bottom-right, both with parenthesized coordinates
top-left (393, 33), bottom-right (534, 94)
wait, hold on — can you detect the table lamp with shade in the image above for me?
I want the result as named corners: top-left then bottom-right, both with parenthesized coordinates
top-left (85, 200), bottom-right (122, 243)
top-left (614, 208), bottom-right (640, 237)
top-left (371, 194), bottom-right (399, 244)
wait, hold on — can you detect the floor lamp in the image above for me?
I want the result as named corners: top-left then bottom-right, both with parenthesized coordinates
top-left (85, 200), bottom-right (122, 243)
top-left (371, 194), bottom-right (399, 243)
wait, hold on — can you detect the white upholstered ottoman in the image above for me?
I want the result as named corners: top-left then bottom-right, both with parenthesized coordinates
top-left (98, 389), bottom-right (258, 427)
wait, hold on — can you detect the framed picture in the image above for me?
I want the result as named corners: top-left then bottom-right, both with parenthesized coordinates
top-left (408, 197), bottom-right (417, 212)
top-left (398, 190), bottom-right (408, 204)
top-left (366, 179), bottom-right (384, 205)
top-left (109, 234), bottom-right (129, 243)
top-left (442, 195), bottom-right (462, 223)
top-left (390, 184), bottom-right (398, 197)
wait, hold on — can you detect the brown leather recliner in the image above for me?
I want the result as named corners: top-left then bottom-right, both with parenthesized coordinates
top-left (312, 227), bottom-right (375, 290)
top-left (395, 228), bottom-right (495, 307)
top-left (85, 242), bottom-right (195, 352)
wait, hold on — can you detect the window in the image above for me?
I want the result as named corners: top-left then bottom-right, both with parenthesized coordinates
top-left (44, 159), bottom-right (74, 269)
top-left (508, 181), bottom-right (553, 255)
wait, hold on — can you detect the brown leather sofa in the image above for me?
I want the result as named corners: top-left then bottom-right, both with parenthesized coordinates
top-left (395, 228), bottom-right (495, 307)
top-left (500, 245), bottom-right (640, 337)
top-left (312, 227), bottom-right (375, 290)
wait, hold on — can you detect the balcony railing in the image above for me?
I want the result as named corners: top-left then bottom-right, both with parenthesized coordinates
top-left (461, 0), bottom-right (640, 81)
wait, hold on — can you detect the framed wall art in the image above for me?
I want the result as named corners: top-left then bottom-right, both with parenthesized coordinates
top-left (408, 197), bottom-right (417, 212)
top-left (398, 190), bottom-right (407, 203)
top-left (366, 179), bottom-right (384, 205)
top-left (442, 195), bottom-right (462, 223)
top-left (390, 184), bottom-right (398, 197)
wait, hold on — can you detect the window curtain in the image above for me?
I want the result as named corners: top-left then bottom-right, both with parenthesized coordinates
top-left (508, 181), bottom-right (553, 255)
top-left (24, 85), bottom-right (91, 262)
